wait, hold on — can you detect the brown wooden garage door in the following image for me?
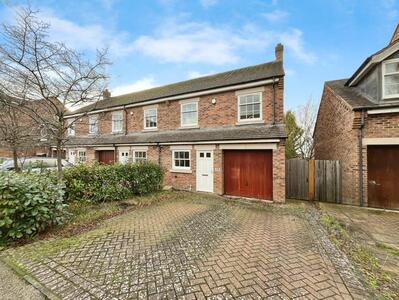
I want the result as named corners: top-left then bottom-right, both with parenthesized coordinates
top-left (224, 150), bottom-right (273, 200)
top-left (368, 145), bottom-right (399, 210)
top-left (97, 150), bottom-right (115, 164)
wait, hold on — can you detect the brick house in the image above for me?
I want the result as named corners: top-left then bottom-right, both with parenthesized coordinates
top-left (314, 25), bottom-right (399, 210)
top-left (64, 44), bottom-right (286, 202)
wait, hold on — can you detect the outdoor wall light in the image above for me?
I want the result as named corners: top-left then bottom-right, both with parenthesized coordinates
top-left (211, 98), bottom-right (216, 105)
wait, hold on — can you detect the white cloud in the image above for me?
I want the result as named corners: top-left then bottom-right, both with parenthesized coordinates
top-left (280, 29), bottom-right (317, 64)
top-left (111, 77), bottom-right (157, 96)
top-left (133, 18), bottom-right (316, 65)
top-left (187, 71), bottom-right (215, 79)
top-left (132, 19), bottom-right (279, 65)
top-left (200, 0), bottom-right (218, 8)
top-left (3, 6), bottom-right (135, 57)
top-left (263, 10), bottom-right (289, 22)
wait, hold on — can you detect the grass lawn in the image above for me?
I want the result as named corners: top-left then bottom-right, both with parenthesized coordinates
top-left (320, 213), bottom-right (399, 300)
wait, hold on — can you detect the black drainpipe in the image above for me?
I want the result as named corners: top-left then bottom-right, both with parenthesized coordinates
top-left (272, 77), bottom-right (276, 125)
top-left (157, 142), bottom-right (161, 166)
top-left (358, 109), bottom-right (365, 207)
top-left (123, 105), bottom-right (128, 135)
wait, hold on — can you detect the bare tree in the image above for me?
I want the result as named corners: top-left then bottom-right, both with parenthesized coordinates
top-left (294, 97), bottom-right (318, 159)
top-left (0, 7), bottom-right (109, 178)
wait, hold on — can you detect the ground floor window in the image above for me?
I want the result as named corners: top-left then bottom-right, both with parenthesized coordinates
top-left (173, 150), bottom-right (191, 169)
top-left (78, 150), bottom-right (86, 163)
top-left (134, 151), bottom-right (147, 163)
top-left (119, 151), bottom-right (130, 164)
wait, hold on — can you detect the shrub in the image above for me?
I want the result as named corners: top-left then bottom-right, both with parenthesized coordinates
top-left (64, 162), bottom-right (163, 202)
top-left (0, 171), bottom-right (68, 242)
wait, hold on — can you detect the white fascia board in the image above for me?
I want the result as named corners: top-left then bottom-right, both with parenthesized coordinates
top-left (367, 107), bottom-right (399, 114)
top-left (219, 143), bottom-right (278, 150)
top-left (363, 138), bottom-right (399, 145)
top-left (159, 139), bottom-right (280, 145)
top-left (349, 42), bottom-right (399, 86)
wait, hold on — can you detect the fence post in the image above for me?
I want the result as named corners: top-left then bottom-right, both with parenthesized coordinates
top-left (308, 159), bottom-right (315, 201)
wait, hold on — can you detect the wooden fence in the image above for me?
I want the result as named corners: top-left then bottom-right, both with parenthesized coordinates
top-left (286, 159), bottom-right (342, 203)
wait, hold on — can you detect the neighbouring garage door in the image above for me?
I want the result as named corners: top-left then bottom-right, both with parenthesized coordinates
top-left (97, 150), bottom-right (115, 164)
top-left (224, 150), bottom-right (273, 200)
top-left (368, 145), bottom-right (399, 210)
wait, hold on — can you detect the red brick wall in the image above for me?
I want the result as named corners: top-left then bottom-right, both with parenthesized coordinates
top-left (361, 112), bottom-right (399, 206)
top-left (72, 82), bottom-right (283, 136)
top-left (314, 85), bottom-right (360, 205)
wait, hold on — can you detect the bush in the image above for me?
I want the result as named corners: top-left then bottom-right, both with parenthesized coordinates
top-left (64, 161), bottom-right (163, 202)
top-left (0, 171), bottom-right (68, 242)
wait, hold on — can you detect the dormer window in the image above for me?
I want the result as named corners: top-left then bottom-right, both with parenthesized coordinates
top-left (383, 58), bottom-right (399, 99)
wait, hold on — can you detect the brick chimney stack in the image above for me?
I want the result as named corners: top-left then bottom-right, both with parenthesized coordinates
top-left (275, 43), bottom-right (284, 61)
top-left (103, 89), bottom-right (111, 100)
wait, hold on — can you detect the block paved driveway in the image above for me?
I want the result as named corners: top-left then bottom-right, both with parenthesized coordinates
top-left (2, 195), bottom-right (367, 299)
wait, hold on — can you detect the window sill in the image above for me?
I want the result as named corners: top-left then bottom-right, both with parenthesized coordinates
top-left (142, 128), bottom-right (158, 132)
top-left (170, 169), bottom-right (192, 174)
top-left (236, 120), bottom-right (265, 125)
top-left (179, 125), bottom-right (199, 130)
top-left (111, 131), bottom-right (123, 134)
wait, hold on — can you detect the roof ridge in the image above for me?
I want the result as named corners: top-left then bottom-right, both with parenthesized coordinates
top-left (110, 60), bottom-right (280, 100)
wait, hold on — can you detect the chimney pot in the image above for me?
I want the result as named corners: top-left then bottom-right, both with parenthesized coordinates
top-left (103, 89), bottom-right (111, 100)
top-left (275, 43), bottom-right (284, 61)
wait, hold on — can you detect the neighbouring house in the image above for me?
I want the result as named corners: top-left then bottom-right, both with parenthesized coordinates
top-left (314, 24), bottom-right (399, 210)
top-left (63, 44), bottom-right (286, 202)
top-left (0, 96), bottom-right (55, 159)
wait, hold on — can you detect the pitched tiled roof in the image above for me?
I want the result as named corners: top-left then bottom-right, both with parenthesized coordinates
top-left (69, 60), bottom-right (284, 115)
top-left (65, 124), bottom-right (286, 146)
top-left (326, 79), bottom-right (377, 109)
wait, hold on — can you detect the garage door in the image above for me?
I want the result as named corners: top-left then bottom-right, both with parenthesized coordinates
top-left (224, 150), bottom-right (273, 199)
top-left (368, 145), bottom-right (399, 210)
top-left (97, 150), bottom-right (115, 164)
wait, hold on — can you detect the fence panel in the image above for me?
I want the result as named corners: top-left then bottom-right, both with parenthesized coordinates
top-left (286, 159), bottom-right (341, 203)
top-left (285, 159), bottom-right (309, 200)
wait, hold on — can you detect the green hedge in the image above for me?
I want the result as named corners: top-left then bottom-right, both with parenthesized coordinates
top-left (0, 171), bottom-right (68, 241)
top-left (64, 161), bottom-right (163, 202)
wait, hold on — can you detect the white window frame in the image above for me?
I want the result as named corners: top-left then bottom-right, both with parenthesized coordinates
top-left (133, 150), bottom-right (147, 163)
top-left (78, 150), bottom-right (86, 163)
top-left (67, 119), bottom-right (75, 136)
top-left (88, 115), bottom-right (98, 134)
top-left (112, 111), bottom-right (123, 133)
top-left (144, 108), bottom-right (157, 129)
top-left (172, 150), bottom-right (191, 170)
top-left (382, 58), bottom-right (399, 99)
top-left (237, 92), bottom-right (263, 123)
top-left (180, 101), bottom-right (198, 127)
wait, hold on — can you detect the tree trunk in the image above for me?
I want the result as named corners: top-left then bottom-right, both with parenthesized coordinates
top-left (12, 146), bottom-right (20, 173)
top-left (56, 139), bottom-right (63, 180)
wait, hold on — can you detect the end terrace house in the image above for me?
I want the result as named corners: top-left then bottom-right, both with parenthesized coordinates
top-left (64, 44), bottom-right (286, 202)
top-left (314, 25), bottom-right (399, 210)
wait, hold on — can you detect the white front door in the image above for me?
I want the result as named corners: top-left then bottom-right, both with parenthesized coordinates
top-left (196, 150), bottom-right (214, 192)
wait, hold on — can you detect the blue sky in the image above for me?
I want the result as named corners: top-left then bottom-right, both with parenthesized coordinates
top-left (1, 0), bottom-right (398, 109)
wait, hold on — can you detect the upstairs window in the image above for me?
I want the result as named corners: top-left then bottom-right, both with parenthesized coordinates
top-left (88, 115), bottom-right (98, 134)
top-left (144, 108), bottom-right (157, 129)
top-left (181, 102), bottom-right (198, 127)
top-left (67, 119), bottom-right (75, 136)
top-left (238, 93), bottom-right (262, 121)
top-left (383, 59), bottom-right (399, 99)
top-left (112, 111), bottom-right (123, 133)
